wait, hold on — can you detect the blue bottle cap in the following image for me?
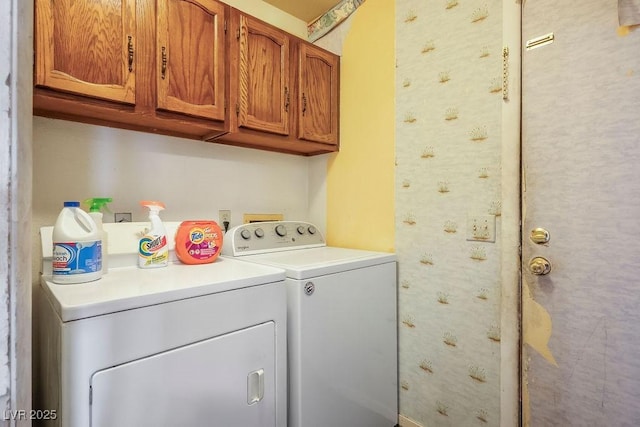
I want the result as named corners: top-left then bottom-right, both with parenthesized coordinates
top-left (63, 201), bottom-right (80, 207)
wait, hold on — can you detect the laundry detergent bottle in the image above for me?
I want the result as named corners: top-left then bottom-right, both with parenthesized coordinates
top-left (84, 197), bottom-right (112, 274)
top-left (138, 201), bottom-right (169, 268)
top-left (52, 201), bottom-right (102, 284)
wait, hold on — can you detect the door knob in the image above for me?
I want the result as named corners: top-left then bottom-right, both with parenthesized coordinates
top-left (529, 257), bottom-right (551, 275)
top-left (530, 227), bottom-right (550, 244)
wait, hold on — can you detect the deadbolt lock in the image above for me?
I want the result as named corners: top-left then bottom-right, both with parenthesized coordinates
top-left (529, 257), bottom-right (552, 275)
top-left (530, 228), bottom-right (550, 244)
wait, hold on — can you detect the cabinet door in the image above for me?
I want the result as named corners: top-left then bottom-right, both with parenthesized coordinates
top-left (236, 14), bottom-right (290, 135)
top-left (157, 0), bottom-right (226, 121)
top-left (297, 44), bottom-right (339, 145)
top-left (35, 0), bottom-right (136, 104)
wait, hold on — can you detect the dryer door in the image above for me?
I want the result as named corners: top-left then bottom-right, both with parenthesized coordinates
top-left (90, 322), bottom-right (276, 427)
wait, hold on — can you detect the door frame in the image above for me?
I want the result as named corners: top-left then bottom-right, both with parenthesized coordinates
top-left (1, 0), bottom-right (33, 414)
top-left (500, 0), bottom-right (522, 426)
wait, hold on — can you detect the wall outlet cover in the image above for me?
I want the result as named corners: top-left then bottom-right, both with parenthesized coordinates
top-left (114, 212), bottom-right (132, 223)
top-left (219, 209), bottom-right (231, 224)
top-left (466, 215), bottom-right (496, 242)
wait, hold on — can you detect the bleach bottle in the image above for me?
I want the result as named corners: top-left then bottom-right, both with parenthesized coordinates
top-left (138, 201), bottom-right (169, 268)
top-left (52, 201), bottom-right (102, 284)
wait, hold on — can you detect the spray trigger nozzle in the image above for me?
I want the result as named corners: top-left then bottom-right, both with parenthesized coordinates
top-left (85, 198), bottom-right (113, 213)
top-left (140, 201), bottom-right (166, 215)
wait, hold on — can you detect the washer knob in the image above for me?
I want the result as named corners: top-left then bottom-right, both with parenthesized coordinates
top-left (275, 224), bottom-right (287, 237)
top-left (297, 226), bottom-right (306, 235)
top-left (255, 228), bottom-right (265, 238)
top-left (308, 225), bottom-right (316, 235)
top-left (240, 229), bottom-right (251, 240)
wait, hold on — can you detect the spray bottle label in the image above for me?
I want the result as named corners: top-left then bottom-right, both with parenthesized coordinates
top-left (139, 235), bottom-right (168, 266)
top-left (52, 241), bottom-right (102, 275)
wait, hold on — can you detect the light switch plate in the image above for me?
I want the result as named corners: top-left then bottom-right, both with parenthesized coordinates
top-left (466, 215), bottom-right (496, 242)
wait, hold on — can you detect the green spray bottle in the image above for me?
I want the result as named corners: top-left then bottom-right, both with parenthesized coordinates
top-left (84, 198), bottom-right (113, 274)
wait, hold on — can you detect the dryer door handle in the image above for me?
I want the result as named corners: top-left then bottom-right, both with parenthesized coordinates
top-left (247, 368), bottom-right (264, 405)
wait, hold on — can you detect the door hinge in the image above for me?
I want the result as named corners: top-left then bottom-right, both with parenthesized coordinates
top-left (236, 28), bottom-right (240, 40)
top-left (235, 103), bottom-right (239, 116)
top-left (224, 19), bottom-right (227, 34)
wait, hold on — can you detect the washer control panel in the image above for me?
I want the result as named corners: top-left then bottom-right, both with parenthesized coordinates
top-left (222, 221), bottom-right (325, 256)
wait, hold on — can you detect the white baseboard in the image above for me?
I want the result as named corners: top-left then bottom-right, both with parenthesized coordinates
top-left (399, 414), bottom-right (424, 427)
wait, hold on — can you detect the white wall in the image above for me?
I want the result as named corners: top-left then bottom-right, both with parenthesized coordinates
top-left (32, 117), bottom-right (318, 265)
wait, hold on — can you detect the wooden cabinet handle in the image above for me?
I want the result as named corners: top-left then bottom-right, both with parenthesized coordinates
top-left (284, 87), bottom-right (290, 112)
top-left (127, 36), bottom-right (134, 72)
top-left (161, 46), bottom-right (167, 80)
top-left (302, 93), bottom-right (307, 115)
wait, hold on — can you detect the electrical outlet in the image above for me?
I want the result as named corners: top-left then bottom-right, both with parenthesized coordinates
top-left (219, 210), bottom-right (231, 225)
top-left (466, 215), bottom-right (496, 242)
top-left (114, 212), bottom-right (132, 223)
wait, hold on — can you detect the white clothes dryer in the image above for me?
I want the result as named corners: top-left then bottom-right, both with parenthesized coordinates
top-left (222, 221), bottom-right (398, 427)
top-left (37, 222), bottom-right (288, 427)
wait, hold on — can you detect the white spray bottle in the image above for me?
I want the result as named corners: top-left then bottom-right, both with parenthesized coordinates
top-left (85, 197), bottom-right (112, 274)
top-left (138, 201), bottom-right (169, 268)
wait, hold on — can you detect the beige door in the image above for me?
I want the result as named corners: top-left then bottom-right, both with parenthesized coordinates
top-left (521, 0), bottom-right (640, 425)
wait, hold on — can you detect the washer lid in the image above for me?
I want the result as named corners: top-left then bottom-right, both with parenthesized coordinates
top-left (231, 246), bottom-right (396, 280)
top-left (41, 258), bottom-right (285, 322)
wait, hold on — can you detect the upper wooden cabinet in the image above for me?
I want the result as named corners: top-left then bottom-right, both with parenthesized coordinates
top-left (156, 0), bottom-right (226, 121)
top-left (226, 8), bottom-right (340, 155)
top-left (34, 0), bottom-right (339, 155)
top-left (34, 0), bottom-right (228, 140)
top-left (297, 43), bottom-right (339, 146)
top-left (35, 0), bottom-right (136, 104)
top-left (233, 12), bottom-right (290, 136)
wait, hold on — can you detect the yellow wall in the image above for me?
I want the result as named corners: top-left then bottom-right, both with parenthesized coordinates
top-left (326, 0), bottom-right (395, 252)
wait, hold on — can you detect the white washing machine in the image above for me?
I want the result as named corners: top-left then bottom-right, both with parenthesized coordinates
top-left (37, 222), bottom-right (288, 427)
top-left (222, 221), bottom-right (398, 427)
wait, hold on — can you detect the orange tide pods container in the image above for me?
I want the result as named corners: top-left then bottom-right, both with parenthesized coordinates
top-left (175, 221), bottom-right (223, 264)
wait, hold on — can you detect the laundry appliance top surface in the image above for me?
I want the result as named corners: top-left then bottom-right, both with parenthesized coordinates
top-left (41, 258), bottom-right (285, 322)
top-left (40, 222), bottom-right (285, 322)
top-left (222, 221), bottom-right (396, 279)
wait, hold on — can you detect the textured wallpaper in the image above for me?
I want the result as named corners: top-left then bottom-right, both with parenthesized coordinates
top-left (395, 0), bottom-right (504, 425)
